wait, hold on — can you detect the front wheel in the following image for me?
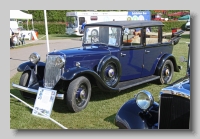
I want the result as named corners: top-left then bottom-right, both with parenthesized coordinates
top-left (19, 71), bottom-right (36, 99)
top-left (66, 76), bottom-right (91, 113)
top-left (159, 60), bottom-right (174, 84)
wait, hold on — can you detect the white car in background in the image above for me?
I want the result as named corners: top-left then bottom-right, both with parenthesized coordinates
top-left (185, 18), bottom-right (190, 31)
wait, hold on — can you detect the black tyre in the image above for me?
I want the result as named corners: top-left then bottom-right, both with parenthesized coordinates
top-left (99, 58), bottom-right (120, 88)
top-left (159, 60), bottom-right (174, 84)
top-left (91, 29), bottom-right (98, 36)
top-left (66, 76), bottom-right (91, 113)
top-left (19, 71), bottom-right (36, 99)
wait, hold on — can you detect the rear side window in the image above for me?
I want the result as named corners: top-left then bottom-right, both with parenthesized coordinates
top-left (122, 28), bottom-right (141, 46)
top-left (146, 26), bottom-right (159, 45)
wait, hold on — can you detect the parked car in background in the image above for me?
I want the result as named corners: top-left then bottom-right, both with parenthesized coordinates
top-left (12, 21), bottom-right (184, 113)
top-left (185, 18), bottom-right (190, 31)
top-left (114, 43), bottom-right (190, 129)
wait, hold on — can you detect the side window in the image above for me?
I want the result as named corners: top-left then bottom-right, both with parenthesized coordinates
top-left (79, 17), bottom-right (85, 25)
top-left (146, 26), bottom-right (159, 45)
top-left (122, 28), bottom-right (141, 46)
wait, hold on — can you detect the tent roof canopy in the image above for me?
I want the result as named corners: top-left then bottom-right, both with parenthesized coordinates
top-left (10, 10), bottom-right (33, 19)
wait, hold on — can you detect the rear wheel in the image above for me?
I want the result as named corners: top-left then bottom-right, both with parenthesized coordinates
top-left (159, 60), bottom-right (174, 84)
top-left (66, 76), bottom-right (91, 113)
top-left (19, 71), bottom-right (36, 99)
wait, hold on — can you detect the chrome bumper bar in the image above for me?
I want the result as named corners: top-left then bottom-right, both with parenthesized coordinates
top-left (12, 83), bottom-right (64, 100)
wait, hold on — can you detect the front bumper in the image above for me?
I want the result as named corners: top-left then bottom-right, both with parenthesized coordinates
top-left (12, 83), bottom-right (64, 100)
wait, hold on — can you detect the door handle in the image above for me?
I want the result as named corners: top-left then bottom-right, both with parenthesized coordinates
top-left (145, 50), bottom-right (150, 53)
top-left (121, 53), bottom-right (126, 57)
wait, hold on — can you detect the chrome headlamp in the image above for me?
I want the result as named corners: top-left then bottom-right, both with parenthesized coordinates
top-left (136, 90), bottom-right (154, 110)
top-left (29, 52), bottom-right (40, 64)
top-left (55, 56), bottom-right (65, 68)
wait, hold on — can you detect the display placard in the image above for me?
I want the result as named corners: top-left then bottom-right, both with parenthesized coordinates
top-left (32, 87), bottom-right (57, 118)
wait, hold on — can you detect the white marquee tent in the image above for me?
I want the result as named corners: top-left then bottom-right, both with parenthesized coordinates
top-left (10, 10), bottom-right (33, 19)
top-left (10, 10), bottom-right (50, 52)
top-left (10, 10), bottom-right (34, 30)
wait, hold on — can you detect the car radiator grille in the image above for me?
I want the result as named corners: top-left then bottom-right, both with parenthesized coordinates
top-left (44, 55), bottom-right (62, 89)
top-left (159, 94), bottom-right (190, 129)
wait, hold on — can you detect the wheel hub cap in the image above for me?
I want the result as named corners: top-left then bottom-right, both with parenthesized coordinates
top-left (80, 90), bottom-right (86, 99)
top-left (165, 69), bottom-right (170, 76)
top-left (108, 69), bottom-right (115, 77)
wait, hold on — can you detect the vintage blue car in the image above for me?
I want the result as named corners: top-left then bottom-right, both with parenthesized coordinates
top-left (114, 43), bottom-right (190, 129)
top-left (12, 21), bottom-right (183, 113)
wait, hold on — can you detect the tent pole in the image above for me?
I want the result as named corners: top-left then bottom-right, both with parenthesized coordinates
top-left (44, 10), bottom-right (50, 53)
top-left (32, 19), bottom-right (34, 30)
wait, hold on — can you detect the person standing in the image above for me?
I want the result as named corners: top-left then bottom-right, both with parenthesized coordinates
top-left (10, 29), bottom-right (15, 49)
top-left (81, 20), bottom-right (87, 41)
top-left (81, 20), bottom-right (87, 33)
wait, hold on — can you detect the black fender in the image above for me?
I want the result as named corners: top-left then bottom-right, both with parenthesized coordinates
top-left (21, 65), bottom-right (39, 89)
top-left (115, 98), bottom-right (159, 129)
top-left (61, 67), bottom-right (119, 93)
top-left (17, 61), bottom-right (45, 72)
top-left (155, 54), bottom-right (180, 75)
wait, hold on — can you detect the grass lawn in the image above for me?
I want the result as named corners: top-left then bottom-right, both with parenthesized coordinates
top-left (10, 34), bottom-right (190, 129)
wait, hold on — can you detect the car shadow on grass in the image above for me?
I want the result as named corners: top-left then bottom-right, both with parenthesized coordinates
top-left (104, 113), bottom-right (117, 126)
top-left (89, 81), bottom-right (157, 102)
top-left (10, 80), bottom-right (163, 114)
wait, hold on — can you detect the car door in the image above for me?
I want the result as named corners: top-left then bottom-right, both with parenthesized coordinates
top-left (119, 28), bottom-right (144, 81)
top-left (142, 26), bottom-right (164, 77)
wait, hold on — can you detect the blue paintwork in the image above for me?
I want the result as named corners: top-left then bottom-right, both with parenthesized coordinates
top-left (49, 46), bottom-right (111, 70)
top-left (142, 45), bottom-right (172, 77)
top-left (47, 41), bottom-right (177, 83)
top-left (120, 48), bottom-right (144, 81)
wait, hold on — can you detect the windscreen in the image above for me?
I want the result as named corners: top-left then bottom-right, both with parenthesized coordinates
top-left (66, 16), bottom-right (78, 28)
top-left (83, 26), bottom-right (121, 47)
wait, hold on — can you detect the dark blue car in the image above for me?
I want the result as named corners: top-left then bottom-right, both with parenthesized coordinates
top-left (12, 21), bottom-right (183, 113)
top-left (114, 43), bottom-right (190, 129)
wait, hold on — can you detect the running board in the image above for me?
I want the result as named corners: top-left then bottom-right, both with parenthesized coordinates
top-left (116, 75), bottom-right (160, 91)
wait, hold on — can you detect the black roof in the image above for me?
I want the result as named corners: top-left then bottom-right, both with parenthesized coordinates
top-left (85, 20), bottom-right (164, 28)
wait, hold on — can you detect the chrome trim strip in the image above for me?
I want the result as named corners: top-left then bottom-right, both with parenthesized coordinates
top-left (12, 83), bottom-right (64, 100)
top-left (161, 89), bottom-right (190, 100)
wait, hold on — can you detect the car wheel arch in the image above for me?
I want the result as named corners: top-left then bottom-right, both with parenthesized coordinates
top-left (97, 55), bottom-right (121, 88)
top-left (155, 54), bottom-right (179, 75)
